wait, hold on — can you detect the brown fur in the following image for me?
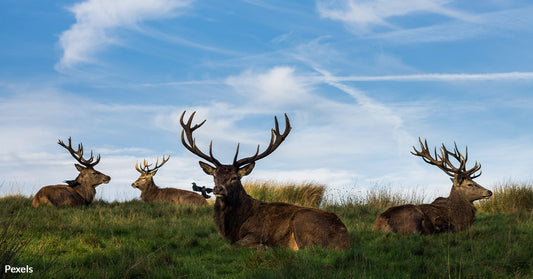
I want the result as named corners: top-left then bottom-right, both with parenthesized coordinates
top-left (132, 172), bottom-right (208, 206)
top-left (180, 111), bottom-right (350, 250)
top-left (202, 163), bottom-right (350, 250)
top-left (32, 163), bottom-right (110, 208)
top-left (372, 139), bottom-right (492, 234)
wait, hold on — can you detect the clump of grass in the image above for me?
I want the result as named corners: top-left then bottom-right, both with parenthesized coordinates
top-left (243, 180), bottom-right (325, 208)
top-left (477, 182), bottom-right (533, 213)
top-left (328, 186), bottom-right (427, 210)
top-left (362, 186), bottom-right (426, 210)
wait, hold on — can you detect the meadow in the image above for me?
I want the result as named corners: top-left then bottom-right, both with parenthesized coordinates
top-left (1, 181), bottom-right (532, 278)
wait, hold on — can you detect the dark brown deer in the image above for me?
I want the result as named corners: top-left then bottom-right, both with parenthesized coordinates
top-left (32, 138), bottom-right (111, 208)
top-left (180, 111), bottom-right (350, 250)
top-left (132, 156), bottom-right (208, 206)
top-left (372, 138), bottom-right (492, 234)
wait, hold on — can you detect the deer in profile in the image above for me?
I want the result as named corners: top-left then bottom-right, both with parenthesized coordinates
top-left (180, 111), bottom-right (350, 250)
top-left (32, 137), bottom-right (111, 208)
top-left (132, 156), bottom-right (208, 206)
top-left (372, 138), bottom-right (493, 234)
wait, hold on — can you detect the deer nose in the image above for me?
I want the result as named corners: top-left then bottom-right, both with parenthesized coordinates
top-left (486, 190), bottom-right (493, 197)
top-left (213, 185), bottom-right (224, 195)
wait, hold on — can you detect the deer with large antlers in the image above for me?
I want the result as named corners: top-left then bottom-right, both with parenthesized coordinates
top-left (132, 156), bottom-right (208, 206)
top-left (32, 138), bottom-right (111, 208)
top-left (372, 138), bottom-right (492, 234)
top-left (180, 111), bottom-right (350, 250)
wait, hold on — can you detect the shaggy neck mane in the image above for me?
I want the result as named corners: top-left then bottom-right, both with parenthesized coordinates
top-left (140, 179), bottom-right (161, 201)
top-left (214, 186), bottom-right (257, 242)
top-left (443, 187), bottom-right (477, 231)
top-left (72, 175), bottom-right (97, 204)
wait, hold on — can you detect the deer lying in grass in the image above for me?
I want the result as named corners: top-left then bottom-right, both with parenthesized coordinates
top-left (32, 138), bottom-right (111, 208)
top-left (180, 111), bottom-right (350, 250)
top-left (372, 138), bottom-right (493, 234)
top-left (132, 156), bottom-right (208, 206)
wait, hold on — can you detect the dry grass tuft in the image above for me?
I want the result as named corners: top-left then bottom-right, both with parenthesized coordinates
top-left (242, 179), bottom-right (325, 208)
top-left (477, 182), bottom-right (533, 213)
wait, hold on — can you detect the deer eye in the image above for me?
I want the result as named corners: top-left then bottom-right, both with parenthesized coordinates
top-left (230, 176), bottom-right (239, 182)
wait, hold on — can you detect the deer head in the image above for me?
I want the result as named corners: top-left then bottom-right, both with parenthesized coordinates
top-left (411, 138), bottom-right (492, 202)
top-left (179, 111), bottom-right (291, 203)
top-left (132, 156), bottom-right (170, 191)
top-left (58, 137), bottom-right (110, 187)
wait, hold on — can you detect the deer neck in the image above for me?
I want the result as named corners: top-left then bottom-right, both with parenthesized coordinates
top-left (213, 184), bottom-right (257, 241)
top-left (445, 186), bottom-right (477, 231)
top-left (140, 180), bottom-right (160, 202)
top-left (72, 176), bottom-right (97, 204)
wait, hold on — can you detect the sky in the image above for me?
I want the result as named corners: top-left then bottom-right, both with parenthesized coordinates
top-left (1, 0), bottom-right (533, 203)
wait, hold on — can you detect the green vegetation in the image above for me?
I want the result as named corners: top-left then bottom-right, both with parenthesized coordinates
top-left (0, 183), bottom-right (531, 278)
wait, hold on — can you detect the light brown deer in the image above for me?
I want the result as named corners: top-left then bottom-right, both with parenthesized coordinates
top-left (132, 156), bottom-right (208, 206)
top-left (180, 111), bottom-right (350, 250)
top-left (32, 138), bottom-right (111, 208)
top-left (372, 138), bottom-right (493, 234)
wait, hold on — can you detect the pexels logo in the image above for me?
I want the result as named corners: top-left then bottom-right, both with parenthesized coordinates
top-left (4, 265), bottom-right (33, 274)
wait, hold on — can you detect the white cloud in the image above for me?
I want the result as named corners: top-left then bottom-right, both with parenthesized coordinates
top-left (56, 0), bottom-right (192, 70)
top-left (316, 0), bottom-right (476, 35)
top-left (370, 6), bottom-right (533, 43)
top-left (225, 66), bottom-right (313, 107)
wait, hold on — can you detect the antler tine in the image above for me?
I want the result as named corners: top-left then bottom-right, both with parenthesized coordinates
top-left (233, 113), bottom-right (291, 167)
top-left (180, 111), bottom-right (221, 166)
top-left (153, 155), bottom-right (170, 170)
top-left (135, 160), bottom-right (144, 174)
top-left (143, 159), bottom-right (151, 172)
top-left (58, 137), bottom-right (101, 168)
top-left (411, 138), bottom-right (456, 177)
top-left (412, 137), bottom-right (482, 179)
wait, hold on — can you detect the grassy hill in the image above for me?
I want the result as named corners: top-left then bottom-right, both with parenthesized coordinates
top-left (1, 182), bottom-right (532, 278)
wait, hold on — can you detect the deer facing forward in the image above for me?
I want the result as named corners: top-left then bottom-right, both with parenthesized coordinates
top-left (132, 156), bottom-right (208, 206)
top-left (32, 138), bottom-right (111, 208)
top-left (180, 111), bottom-right (350, 250)
top-left (372, 138), bottom-right (492, 234)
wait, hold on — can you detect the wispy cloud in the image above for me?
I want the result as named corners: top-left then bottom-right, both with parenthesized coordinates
top-left (56, 0), bottom-right (192, 71)
top-left (316, 0), bottom-right (476, 35)
top-left (318, 72), bottom-right (533, 82)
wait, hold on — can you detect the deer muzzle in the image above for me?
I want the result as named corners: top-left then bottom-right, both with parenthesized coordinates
top-left (213, 185), bottom-right (226, 198)
top-left (483, 189), bottom-right (493, 198)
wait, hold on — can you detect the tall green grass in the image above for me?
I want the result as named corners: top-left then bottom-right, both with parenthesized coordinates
top-left (0, 181), bottom-right (531, 278)
top-left (243, 179), bottom-right (325, 208)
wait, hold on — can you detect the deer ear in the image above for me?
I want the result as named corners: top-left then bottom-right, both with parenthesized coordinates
top-left (199, 161), bottom-right (216, 175)
top-left (75, 164), bottom-right (85, 172)
top-left (238, 163), bottom-right (255, 177)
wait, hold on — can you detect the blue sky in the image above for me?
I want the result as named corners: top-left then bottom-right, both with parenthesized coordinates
top-left (1, 0), bottom-right (533, 202)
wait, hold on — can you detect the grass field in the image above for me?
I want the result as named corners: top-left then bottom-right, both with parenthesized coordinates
top-left (1, 182), bottom-right (532, 278)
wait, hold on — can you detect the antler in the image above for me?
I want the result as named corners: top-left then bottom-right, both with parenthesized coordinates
top-left (180, 111), bottom-right (221, 167)
top-left (58, 137), bottom-right (101, 168)
top-left (135, 155), bottom-right (170, 174)
top-left (411, 138), bottom-right (481, 178)
top-left (233, 113), bottom-right (291, 167)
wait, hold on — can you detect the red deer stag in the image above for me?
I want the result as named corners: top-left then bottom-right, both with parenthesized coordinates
top-left (180, 111), bottom-right (350, 250)
top-left (132, 156), bottom-right (208, 206)
top-left (372, 138), bottom-right (493, 234)
top-left (32, 138), bottom-right (111, 208)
